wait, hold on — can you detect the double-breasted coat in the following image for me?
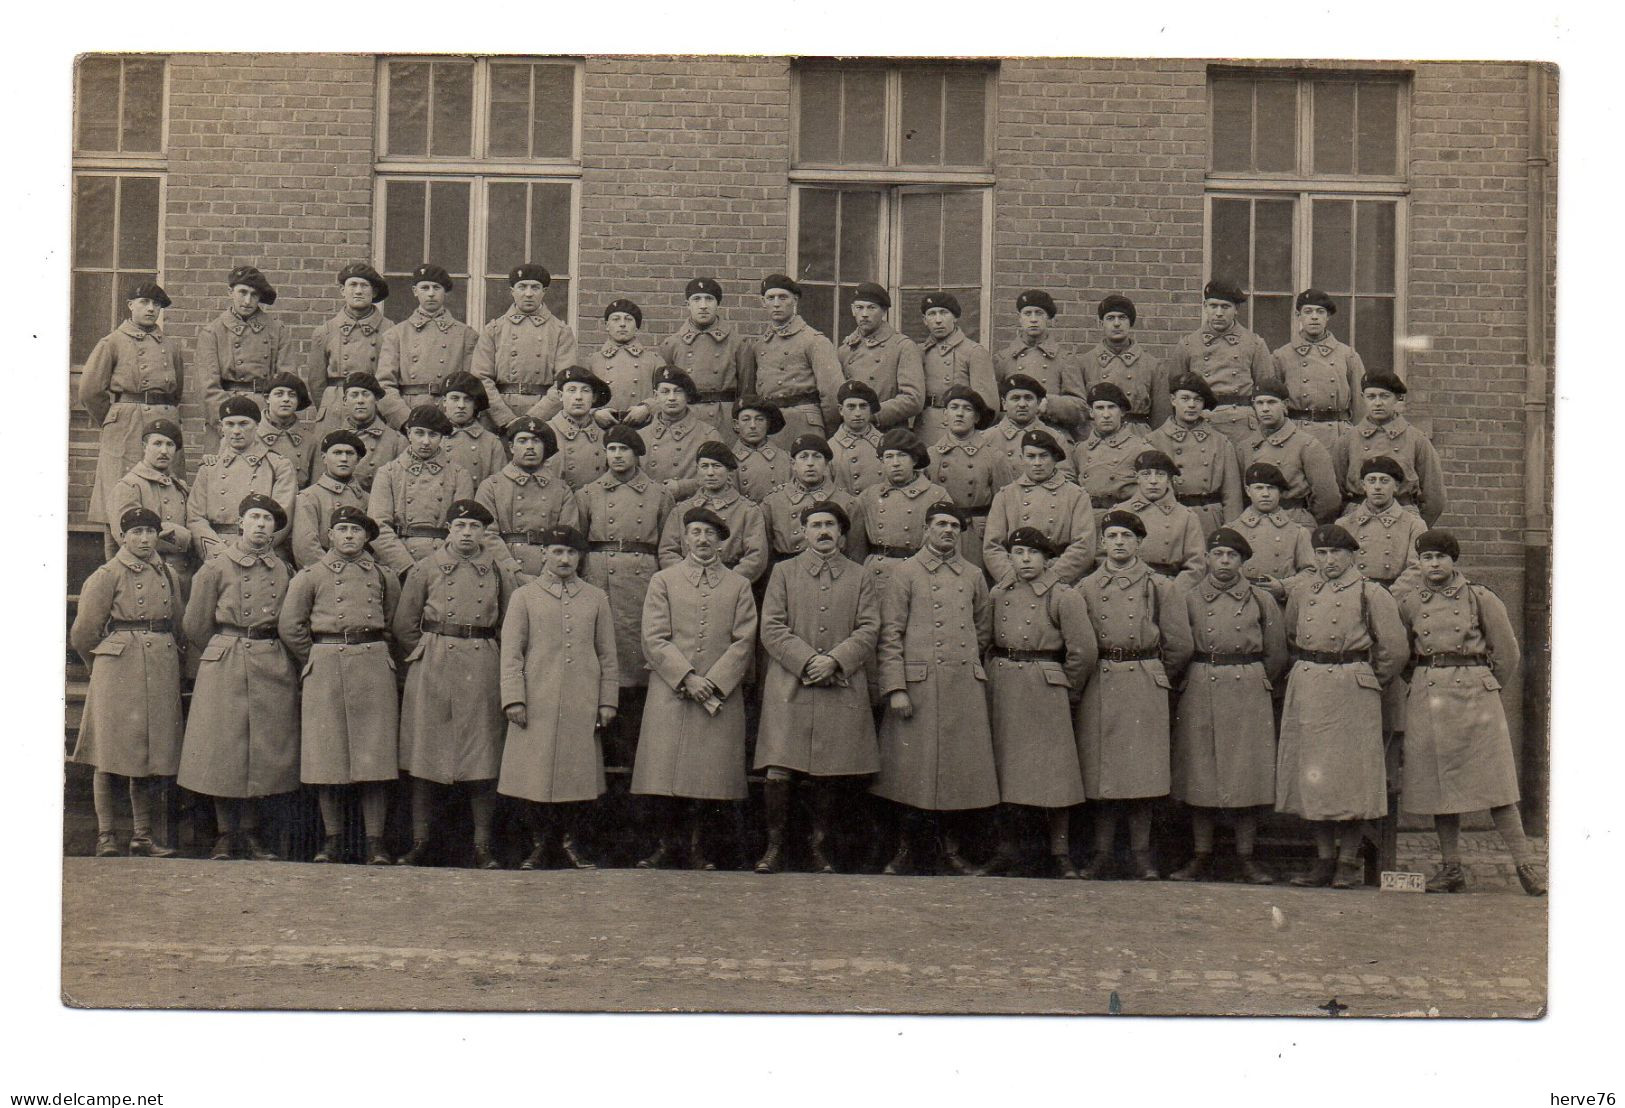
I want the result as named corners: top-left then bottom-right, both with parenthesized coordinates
top-left (838, 323), bottom-right (925, 430)
top-left (1172, 577), bottom-right (1289, 809)
top-left (69, 549), bottom-right (185, 778)
top-left (916, 330), bottom-right (998, 446)
top-left (1169, 323), bottom-right (1273, 445)
top-left (291, 474), bottom-right (369, 569)
top-left (79, 321), bottom-right (187, 525)
top-left (306, 307), bottom-right (393, 430)
top-left (578, 470), bottom-right (675, 688)
top-left (471, 307), bottom-right (580, 428)
top-left (632, 559), bottom-right (759, 800)
top-left (331, 416), bottom-right (404, 494)
top-left (829, 425), bottom-right (885, 497)
top-left (476, 463), bottom-right (581, 578)
top-left (640, 413), bottom-right (724, 502)
top-left (982, 473), bottom-right (1098, 586)
top-left (1336, 416), bottom-right (1448, 525)
top-left (1240, 419), bottom-right (1343, 526)
top-left (1337, 501), bottom-right (1426, 588)
top-left (744, 316), bottom-right (844, 445)
top-left (1081, 339), bottom-right (1168, 434)
top-left (393, 544), bottom-right (518, 783)
top-left (257, 418), bottom-right (315, 489)
top-left (1270, 331), bottom-right (1366, 456)
top-left (544, 414), bottom-right (608, 491)
top-left (497, 573), bottom-right (619, 803)
top-left (195, 308), bottom-right (297, 423)
top-left (986, 577), bottom-right (1096, 807)
top-left (856, 474), bottom-right (953, 582)
top-left (754, 551), bottom-right (882, 777)
top-left (731, 440), bottom-right (791, 503)
top-left (367, 454), bottom-right (476, 575)
top-left (177, 545), bottom-right (300, 798)
top-left (658, 321), bottom-right (756, 443)
top-left (1113, 492), bottom-right (1207, 589)
top-left (872, 550), bottom-right (999, 811)
top-left (1144, 416), bottom-right (1244, 538)
top-left (1074, 427), bottom-right (1143, 516)
top-left (377, 310), bottom-right (479, 428)
top-left (993, 339), bottom-right (1089, 435)
top-left (658, 488), bottom-right (770, 582)
top-left (759, 481), bottom-right (867, 563)
top-left (1225, 507), bottom-right (1315, 596)
top-left (980, 417), bottom-right (1078, 483)
top-left (1073, 559), bottom-right (1194, 800)
top-left (108, 463), bottom-right (194, 588)
top-left (439, 422), bottom-right (507, 488)
top-left (278, 551), bottom-right (401, 785)
top-left (588, 339), bottom-right (665, 419)
top-left (927, 434), bottom-right (1015, 570)
top-left (186, 447), bottom-right (297, 560)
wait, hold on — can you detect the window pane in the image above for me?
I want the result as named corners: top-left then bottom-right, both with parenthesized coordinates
top-left (1211, 198), bottom-right (1251, 286)
top-left (532, 64), bottom-right (575, 158)
top-left (900, 69), bottom-right (944, 167)
top-left (1354, 296), bottom-right (1395, 372)
top-left (1254, 199), bottom-right (1294, 290)
top-left (1357, 83), bottom-right (1399, 176)
top-left (1252, 295), bottom-right (1293, 351)
top-left (897, 292), bottom-right (929, 344)
top-left (76, 57), bottom-right (120, 153)
top-left (800, 284), bottom-right (835, 343)
top-left (386, 61), bottom-right (430, 157)
top-left (428, 180), bottom-right (470, 274)
top-left (431, 62), bottom-right (474, 158)
top-left (75, 176), bottom-right (116, 269)
top-left (1255, 80), bottom-right (1297, 172)
top-left (1210, 77), bottom-right (1252, 172)
top-left (116, 177), bottom-right (159, 268)
top-left (487, 62), bottom-right (531, 157)
top-left (486, 181), bottom-right (527, 272)
top-left (122, 57), bottom-right (164, 153)
top-left (530, 182), bottom-right (572, 273)
top-left (484, 277), bottom-right (513, 324)
top-left (942, 192), bottom-right (982, 285)
top-left (798, 69), bottom-right (840, 163)
top-left (899, 193), bottom-right (943, 288)
top-left (943, 69), bottom-right (988, 166)
top-left (1313, 81), bottom-right (1355, 175)
top-left (945, 286), bottom-right (982, 343)
top-left (544, 278), bottom-right (570, 320)
top-left (1312, 199), bottom-right (1353, 292)
top-left (1355, 201), bottom-right (1397, 294)
top-left (72, 271), bottom-right (114, 365)
top-left (796, 190), bottom-right (837, 283)
top-left (838, 191), bottom-right (881, 282)
top-left (1330, 294), bottom-right (1353, 322)
top-left (382, 179), bottom-right (426, 274)
top-left (841, 70), bottom-right (886, 164)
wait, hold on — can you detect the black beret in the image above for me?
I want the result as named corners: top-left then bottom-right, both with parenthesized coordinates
top-left (789, 434), bottom-right (834, 462)
top-left (264, 372), bottom-right (312, 412)
top-left (1251, 379), bottom-right (1291, 403)
top-left (878, 428), bottom-right (930, 470)
top-left (1361, 372), bottom-right (1408, 397)
top-left (651, 365), bottom-right (700, 403)
top-left (411, 263), bottom-right (454, 292)
top-left (696, 440), bottom-right (739, 470)
top-left (760, 273), bottom-right (802, 297)
top-left (1134, 449), bottom-right (1181, 476)
top-left (685, 277), bottom-right (723, 302)
top-left (923, 501), bottom-right (967, 527)
top-left (1000, 373), bottom-right (1047, 401)
top-left (604, 298), bottom-right (643, 328)
top-left (555, 367), bottom-right (613, 409)
top-left (1005, 526), bottom-right (1058, 558)
top-left (852, 282), bottom-right (891, 310)
top-left (1243, 462), bottom-right (1289, 490)
top-left (733, 396), bottom-right (787, 434)
top-left (1295, 288), bottom-right (1337, 315)
top-left (1019, 428), bottom-right (1068, 461)
top-left (1088, 382), bottom-right (1131, 410)
top-left (119, 506), bottom-right (161, 533)
top-left (835, 380), bottom-right (881, 413)
top-left (504, 417), bottom-right (558, 457)
top-left (320, 429), bottom-right (368, 459)
top-left (127, 280), bottom-right (171, 309)
top-left (941, 385), bottom-right (995, 429)
top-left (227, 265), bottom-right (277, 305)
top-left (338, 262), bottom-right (388, 302)
top-left (604, 422), bottom-right (646, 456)
top-left (682, 506), bottom-right (730, 541)
top-left (341, 371), bottom-right (386, 398)
top-left (1359, 456), bottom-right (1407, 482)
top-left (509, 263), bottom-right (551, 287)
top-left (1310, 524), bottom-right (1360, 552)
top-left (403, 404), bottom-right (455, 436)
top-left (800, 500), bottom-right (851, 534)
top-left (436, 371), bottom-right (489, 414)
top-left (1100, 509), bottom-right (1146, 539)
top-left (1097, 293), bottom-right (1137, 325)
top-left (329, 505), bottom-right (380, 541)
top-left (445, 499), bottom-right (494, 527)
top-left (238, 492), bottom-right (287, 532)
top-left (218, 395), bottom-right (262, 422)
top-left (1416, 530), bottom-right (1461, 560)
top-left (538, 525), bottom-right (587, 552)
top-left (1016, 289), bottom-right (1057, 318)
top-left (920, 292), bottom-right (962, 318)
top-left (141, 419), bottom-right (183, 448)
top-left (1202, 278), bottom-right (1246, 306)
top-left (1167, 371), bottom-right (1218, 409)
top-left (1206, 526), bottom-right (1253, 559)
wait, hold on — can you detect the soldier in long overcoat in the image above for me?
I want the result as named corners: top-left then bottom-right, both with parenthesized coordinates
top-left (477, 417), bottom-right (580, 580)
top-left (1112, 450), bottom-right (1207, 589)
top-left (376, 264), bottom-right (479, 429)
top-left (1073, 383), bottom-right (1144, 520)
top-left (194, 266), bottom-right (297, 448)
top-left (186, 396), bottom-right (297, 562)
top-left (255, 372), bottom-right (316, 488)
top-left (641, 367), bottom-right (726, 502)
top-left (980, 374), bottom-right (1077, 483)
top-left (1168, 279), bottom-right (1272, 447)
top-left (498, 526), bottom-right (619, 871)
top-left (324, 372), bottom-right (403, 494)
top-left (1073, 510), bottom-right (1195, 880)
top-left (1269, 289), bottom-right (1366, 457)
top-left (107, 420), bottom-right (194, 592)
top-left (829, 382), bottom-right (887, 497)
top-left (744, 275), bottom-right (844, 446)
top-left (471, 264), bottom-right (579, 430)
top-left (1167, 528), bottom-right (1289, 885)
top-left (305, 263), bottom-right (392, 435)
top-left (70, 507), bottom-right (185, 858)
top-left (1241, 381), bottom-right (1342, 526)
top-left (916, 293), bottom-right (998, 448)
top-left (1225, 462), bottom-right (1316, 606)
top-left (759, 435), bottom-right (866, 566)
top-left (855, 430), bottom-right (953, 591)
top-left (278, 506), bottom-right (401, 866)
top-left (1276, 525), bottom-right (1408, 890)
top-left (982, 429), bottom-right (1096, 586)
top-left (291, 430), bottom-right (371, 569)
top-left (585, 299), bottom-right (664, 426)
top-left (926, 386), bottom-right (1009, 571)
top-left (1335, 372), bottom-right (1447, 524)
top-left (753, 502), bottom-right (881, 875)
top-left (658, 441), bottom-right (769, 583)
top-left (993, 290), bottom-right (1089, 437)
top-left (1144, 372), bottom-right (1243, 538)
top-left (837, 283), bottom-right (925, 432)
top-left (633, 508), bottom-right (759, 870)
top-left (731, 398), bottom-right (792, 501)
top-left (544, 368), bottom-right (613, 491)
top-left (1081, 294), bottom-right (1168, 436)
top-left (434, 371), bottom-right (507, 487)
top-left (368, 405), bottom-right (475, 575)
top-left (177, 494), bottom-right (298, 862)
top-left (657, 278), bottom-right (756, 445)
top-left (1396, 530), bottom-right (1544, 896)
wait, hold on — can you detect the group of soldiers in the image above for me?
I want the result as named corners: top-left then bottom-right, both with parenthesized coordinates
top-left (69, 262), bottom-right (1542, 895)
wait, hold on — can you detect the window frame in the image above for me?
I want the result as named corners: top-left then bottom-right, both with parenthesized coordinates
top-left (72, 54), bottom-right (170, 163)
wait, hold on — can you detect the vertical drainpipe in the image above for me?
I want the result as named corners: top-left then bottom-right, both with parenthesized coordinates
top-left (1521, 62), bottom-right (1551, 831)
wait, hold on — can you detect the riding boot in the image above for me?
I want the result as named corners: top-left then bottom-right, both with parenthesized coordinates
top-left (807, 783), bottom-right (837, 874)
top-left (883, 810), bottom-right (921, 876)
top-left (1047, 808), bottom-right (1078, 878)
top-left (520, 804), bottom-right (549, 871)
top-left (940, 812), bottom-right (975, 876)
top-left (973, 807), bottom-right (1021, 877)
top-left (559, 808), bottom-right (597, 870)
top-left (754, 779), bottom-right (789, 874)
top-left (688, 803), bottom-right (715, 871)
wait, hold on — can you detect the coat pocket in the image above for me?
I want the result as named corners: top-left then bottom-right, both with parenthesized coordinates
top-left (404, 641), bottom-right (427, 664)
top-left (199, 640), bottom-right (228, 663)
top-left (1482, 674), bottom-right (1503, 692)
top-left (1354, 671), bottom-right (1383, 691)
top-left (972, 663), bottom-right (987, 682)
top-left (904, 661), bottom-right (929, 683)
top-left (300, 658), bottom-right (315, 679)
top-left (90, 639), bottom-right (126, 658)
top-left (1039, 662), bottom-right (1071, 688)
top-left (1150, 668), bottom-right (1174, 690)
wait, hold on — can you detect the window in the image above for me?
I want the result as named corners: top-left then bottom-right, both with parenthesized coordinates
top-left (71, 55), bottom-right (167, 365)
top-left (375, 57), bottom-right (581, 325)
top-left (790, 61), bottom-right (996, 343)
top-left (1205, 70), bottom-right (1407, 371)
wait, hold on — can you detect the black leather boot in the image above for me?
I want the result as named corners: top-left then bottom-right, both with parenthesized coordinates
top-left (973, 810), bottom-right (1021, 877)
top-left (1237, 854), bottom-right (1274, 885)
top-left (312, 835), bottom-right (343, 864)
top-left (209, 833), bottom-right (236, 861)
top-left (807, 784), bottom-right (837, 874)
top-left (559, 817), bottom-right (597, 870)
top-left (1168, 852), bottom-right (1213, 882)
top-left (396, 839), bottom-right (432, 867)
top-left (883, 813), bottom-right (920, 876)
top-left (754, 779), bottom-right (789, 874)
top-left (365, 836), bottom-right (393, 866)
top-left (940, 815), bottom-right (974, 876)
top-left (1290, 857), bottom-right (1337, 887)
top-left (688, 805), bottom-right (715, 871)
top-left (241, 833), bottom-right (279, 862)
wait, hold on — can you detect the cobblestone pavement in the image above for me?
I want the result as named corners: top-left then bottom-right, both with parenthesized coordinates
top-left (60, 858), bottom-right (1545, 1017)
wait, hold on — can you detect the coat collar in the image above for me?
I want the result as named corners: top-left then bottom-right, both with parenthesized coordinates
top-left (931, 434), bottom-right (985, 457)
top-left (1199, 325), bottom-right (1243, 346)
top-left (923, 329), bottom-right (966, 354)
top-left (402, 456), bottom-right (447, 477)
top-left (1157, 416), bottom-right (1212, 442)
top-left (315, 473), bottom-right (359, 496)
top-left (345, 417), bottom-right (387, 438)
top-left (338, 307), bottom-right (385, 336)
top-left (431, 543), bottom-right (493, 574)
top-left (223, 542), bottom-right (281, 568)
top-left (683, 557), bottom-right (724, 587)
top-left (1256, 419), bottom-right (1301, 448)
top-left (258, 419), bottom-right (302, 448)
top-left (998, 574), bottom-right (1054, 597)
top-left (1348, 500), bottom-right (1405, 527)
top-left (118, 320), bottom-right (165, 343)
top-left (222, 308), bottom-right (267, 335)
top-left (843, 322), bottom-right (897, 348)
top-left (507, 306), bottom-right (557, 327)
top-left (765, 316), bottom-right (808, 340)
top-left (648, 413), bottom-right (697, 440)
top-left (502, 461), bottom-right (552, 486)
top-left (999, 337), bottom-right (1059, 360)
top-left (1199, 575), bottom-right (1252, 603)
top-left (733, 440), bottom-right (780, 462)
top-left (1094, 559), bottom-right (1149, 589)
top-left (535, 571), bottom-right (582, 597)
top-left (1017, 472), bottom-right (1068, 492)
top-left (1358, 416), bottom-right (1411, 439)
top-left (1125, 492), bottom-right (1177, 516)
top-left (448, 421), bottom-right (487, 440)
top-left (217, 445), bottom-right (269, 468)
top-left (599, 339), bottom-right (647, 358)
top-left (1086, 427), bottom-right (1133, 450)
top-left (1094, 338), bottom-right (1139, 366)
top-left (601, 469), bottom-right (651, 494)
top-left (690, 487), bottom-right (741, 510)
top-left (1418, 572), bottom-right (1468, 601)
top-left (800, 550), bottom-right (847, 578)
top-left (879, 475), bottom-right (935, 499)
top-left (1292, 331), bottom-right (1342, 356)
top-left (917, 549), bottom-right (964, 574)
top-left (679, 321), bottom-right (730, 343)
top-left (130, 461), bottom-right (175, 486)
top-left (550, 414), bottom-right (601, 442)
top-left (831, 426), bottom-right (879, 448)
top-left (408, 309), bottom-right (455, 333)
top-left (1311, 569), bottom-right (1362, 593)
top-left (115, 548), bottom-right (163, 573)
top-left (323, 552), bottom-right (377, 573)
top-left (785, 480), bottom-right (834, 505)
top-left (1239, 506), bottom-right (1292, 529)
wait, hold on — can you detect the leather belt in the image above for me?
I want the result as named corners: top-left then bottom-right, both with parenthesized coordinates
top-left (1123, 413), bottom-right (1152, 425)
top-left (768, 389), bottom-right (822, 409)
top-left (312, 629), bottom-right (386, 645)
top-left (990, 647), bottom-right (1064, 663)
top-left (1210, 392), bottom-right (1251, 407)
top-left (588, 539), bottom-right (658, 555)
top-left (215, 624), bottom-right (278, 640)
top-left (923, 396), bottom-right (952, 409)
top-left (1290, 407), bottom-right (1348, 422)
top-left (501, 530), bottom-right (555, 545)
top-left (1414, 652), bottom-right (1488, 668)
top-left (398, 384), bottom-right (436, 397)
top-left (1292, 647), bottom-right (1369, 665)
top-left (404, 525), bottom-right (449, 539)
top-left (221, 381), bottom-right (265, 393)
top-left (1177, 492), bottom-right (1225, 507)
top-left (694, 389), bottom-right (738, 404)
top-left (1146, 561), bottom-right (1182, 577)
top-left (869, 544), bottom-right (916, 559)
top-left (1100, 646), bottom-right (1160, 663)
top-left (113, 390), bottom-right (178, 406)
top-left (1194, 650), bottom-right (1265, 666)
top-left (422, 619), bottom-right (497, 640)
top-left (107, 619), bottom-right (174, 633)
top-left (212, 523), bottom-right (241, 536)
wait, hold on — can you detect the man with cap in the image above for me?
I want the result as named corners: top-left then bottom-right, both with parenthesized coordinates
top-left (1074, 508), bottom-right (1195, 880)
top-left (760, 435), bottom-right (866, 566)
top-left (545, 367), bottom-right (613, 491)
top-left (927, 385), bottom-right (1012, 571)
top-left (292, 428), bottom-right (372, 569)
top-left (578, 422), bottom-right (675, 769)
top-left (1073, 383), bottom-right (1144, 520)
top-left (829, 381), bottom-right (887, 497)
top-left (79, 279), bottom-right (187, 538)
top-left (1337, 456), bottom-right (1428, 590)
top-left (178, 493), bottom-right (298, 861)
top-left (994, 290), bottom-right (1089, 437)
top-left (326, 371), bottom-right (403, 493)
top-left (916, 292), bottom-right (998, 448)
top-left (640, 366), bottom-right (726, 502)
top-left (586, 299), bottom-right (663, 427)
top-left (195, 265), bottom-right (297, 448)
top-left (837, 282), bottom-right (925, 431)
top-left (1337, 372), bottom-right (1447, 525)
top-left (729, 397), bottom-right (792, 502)
top-left (498, 524), bottom-right (618, 871)
top-left (1082, 293), bottom-right (1168, 436)
top-left (745, 274), bottom-right (845, 445)
top-left (434, 371), bottom-right (506, 487)
top-left (187, 396), bottom-right (297, 562)
top-left (1240, 379), bottom-right (1342, 526)
top-left (1167, 526), bottom-right (1289, 884)
top-left (1270, 288), bottom-right (1367, 456)
top-left (393, 499), bottom-right (520, 869)
top-left (855, 429), bottom-right (953, 588)
top-left (1276, 523), bottom-right (1407, 889)
top-left (633, 506), bottom-right (759, 870)
top-left (257, 372), bottom-right (316, 488)
top-left (377, 264), bottom-right (479, 429)
top-left (872, 501), bottom-right (999, 875)
top-left (983, 428), bottom-right (1096, 587)
top-left (1226, 462), bottom-right (1316, 605)
top-left (976, 527), bottom-right (1097, 879)
top-left (368, 405), bottom-right (476, 576)
top-left (1112, 449), bottom-right (1207, 589)
top-left (658, 278), bottom-right (756, 446)
top-left (983, 373), bottom-right (1077, 483)
top-left (70, 506), bottom-right (186, 858)
top-left (754, 501), bottom-right (882, 874)
top-left (108, 420), bottom-right (194, 591)
top-left (658, 440), bottom-right (769, 583)
top-left (471, 263), bottom-right (579, 430)
top-left (278, 505), bottom-right (401, 865)
top-left (1169, 279), bottom-right (1274, 447)
top-left (307, 263), bottom-right (393, 435)
top-left (1395, 530), bottom-right (1544, 896)
top-left (476, 416), bottom-right (581, 580)
top-left (1144, 371), bottom-right (1244, 538)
